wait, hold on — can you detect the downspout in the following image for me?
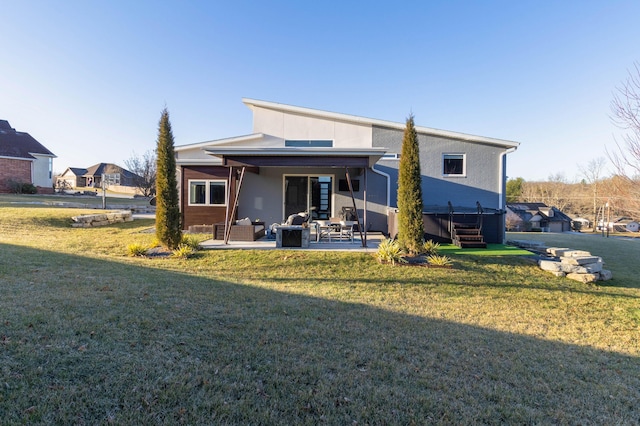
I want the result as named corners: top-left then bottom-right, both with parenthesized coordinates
top-left (498, 147), bottom-right (517, 243)
top-left (498, 147), bottom-right (517, 210)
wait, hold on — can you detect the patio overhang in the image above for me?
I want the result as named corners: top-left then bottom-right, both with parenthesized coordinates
top-left (202, 147), bottom-right (387, 168)
top-left (204, 147), bottom-right (387, 248)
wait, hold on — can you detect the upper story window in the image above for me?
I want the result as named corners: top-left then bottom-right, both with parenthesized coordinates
top-left (285, 140), bottom-right (333, 148)
top-left (381, 153), bottom-right (400, 160)
top-left (188, 179), bottom-right (227, 206)
top-left (443, 153), bottom-right (466, 177)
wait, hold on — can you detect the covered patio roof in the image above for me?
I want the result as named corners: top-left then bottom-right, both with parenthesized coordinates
top-left (202, 147), bottom-right (388, 168)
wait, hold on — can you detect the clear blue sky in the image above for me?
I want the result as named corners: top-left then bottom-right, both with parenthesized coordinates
top-left (2, 0), bottom-right (638, 181)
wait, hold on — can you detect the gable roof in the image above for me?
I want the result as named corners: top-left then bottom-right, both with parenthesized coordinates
top-left (242, 98), bottom-right (520, 149)
top-left (0, 120), bottom-right (56, 160)
top-left (83, 163), bottom-right (140, 179)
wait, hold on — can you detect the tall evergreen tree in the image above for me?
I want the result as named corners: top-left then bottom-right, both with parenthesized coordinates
top-left (155, 108), bottom-right (182, 249)
top-left (397, 114), bottom-right (424, 254)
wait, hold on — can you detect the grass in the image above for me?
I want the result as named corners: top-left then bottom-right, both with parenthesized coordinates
top-left (0, 192), bottom-right (151, 209)
top-left (0, 205), bottom-right (639, 424)
top-left (507, 231), bottom-right (640, 289)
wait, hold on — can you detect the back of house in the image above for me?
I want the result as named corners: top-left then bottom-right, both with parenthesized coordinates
top-left (175, 99), bottom-right (519, 244)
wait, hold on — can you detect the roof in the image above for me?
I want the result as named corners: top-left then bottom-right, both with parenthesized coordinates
top-left (243, 98), bottom-right (520, 149)
top-left (203, 146), bottom-right (388, 167)
top-left (83, 163), bottom-right (139, 179)
top-left (0, 120), bottom-right (56, 160)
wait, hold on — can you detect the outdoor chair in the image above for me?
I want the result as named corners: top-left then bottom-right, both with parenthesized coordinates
top-left (339, 220), bottom-right (355, 242)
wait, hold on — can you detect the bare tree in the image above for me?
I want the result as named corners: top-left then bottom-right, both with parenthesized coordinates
top-left (125, 150), bottom-right (157, 197)
top-left (608, 62), bottom-right (640, 217)
top-left (578, 157), bottom-right (607, 231)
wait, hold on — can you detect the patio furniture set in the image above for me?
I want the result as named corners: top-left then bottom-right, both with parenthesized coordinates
top-left (213, 212), bottom-right (358, 248)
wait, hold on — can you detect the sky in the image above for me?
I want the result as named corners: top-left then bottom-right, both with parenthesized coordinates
top-left (1, 0), bottom-right (639, 182)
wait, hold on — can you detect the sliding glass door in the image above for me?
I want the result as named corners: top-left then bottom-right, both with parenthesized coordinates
top-left (284, 175), bottom-right (333, 219)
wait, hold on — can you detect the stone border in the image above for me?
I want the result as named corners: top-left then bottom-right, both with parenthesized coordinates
top-left (508, 240), bottom-right (613, 283)
top-left (71, 210), bottom-right (133, 228)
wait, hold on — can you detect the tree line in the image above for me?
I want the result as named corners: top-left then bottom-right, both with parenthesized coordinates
top-left (508, 62), bottom-right (640, 224)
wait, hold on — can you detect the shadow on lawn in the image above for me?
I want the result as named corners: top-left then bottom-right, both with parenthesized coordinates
top-left (1, 244), bottom-right (639, 424)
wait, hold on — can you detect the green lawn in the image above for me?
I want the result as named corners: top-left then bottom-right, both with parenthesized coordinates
top-left (1, 206), bottom-right (639, 424)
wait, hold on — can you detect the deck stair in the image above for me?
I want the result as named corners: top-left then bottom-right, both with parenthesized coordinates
top-left (451, 223), bottom-right (487, 248)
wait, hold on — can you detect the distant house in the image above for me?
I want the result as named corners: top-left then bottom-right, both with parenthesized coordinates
top-left (57, 163), bottom-right (142, 195)
top-left (506, 202), bottom-right (572, 232)
top-left (0, 120), bottom-right (56, 193)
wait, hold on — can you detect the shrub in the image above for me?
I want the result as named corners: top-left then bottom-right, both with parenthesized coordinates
top-left (7, 179), bottom-right (36, 194)
top-left (376, 239), bottom-right (407, 265)
top-left (422, 240), bottom-right (440, 255)
top-left (172, 244), bottom-right (196, 259)
top-left (127, 243), bottom-right (149, 257)
top-left (181, 234), bottom-right (202, 251)
top-left (21, 183), bottom-right (37, 194)
top-left (427, 254), bottom-right (453, 267)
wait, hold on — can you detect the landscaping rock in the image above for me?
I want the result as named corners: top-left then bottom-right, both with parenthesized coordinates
top-left (546, 247), bottom-right (571, 257)
top-left (599, 269), bottom-right (613, 281)
top-left (537, 246), bottom-right (612, 283)
top-left (561, 256), bottom-right (602, 266)
top-left (539, 260), bottom-right (562, 272)
top-left (71, 210), bottom-right (133, 227)
top-left (561, 250), bottom-right (592, 258)
top-left (566, 272), bottom-right (599, 284)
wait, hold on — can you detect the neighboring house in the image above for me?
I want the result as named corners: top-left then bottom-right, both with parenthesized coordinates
top-left (0, 120), bottom-right (56, 193)
top-left (507, 203), bottom-right (573, 232)
top-left (57, 163), bottom-right (142, 195)
top-left (175, 98), bottom-right (520, 243)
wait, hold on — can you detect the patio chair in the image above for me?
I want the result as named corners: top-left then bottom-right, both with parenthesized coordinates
top-left (339, 220), bottom-right (355, 242)
top-left (315, 220), bottom-right (333, 242)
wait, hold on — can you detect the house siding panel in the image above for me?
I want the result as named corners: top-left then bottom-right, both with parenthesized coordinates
top-left (181, 166), bottom-right (230, 230)
top-left (0, 158), bottom-right (32, 193)
top-left (372, 125), bottom-right (503, 210)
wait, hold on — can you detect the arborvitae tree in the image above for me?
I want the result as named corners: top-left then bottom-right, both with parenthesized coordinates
top-left (397, 114), bottom-right (424, 254)
top-left (155, 108), bottom-right (182, 249)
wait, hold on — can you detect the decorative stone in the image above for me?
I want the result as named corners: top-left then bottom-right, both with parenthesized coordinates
top-left (561, 256), bottom-right (602, 266)
top-left (70, 210), bottom-right (133, 227)
top-left (560, 250), bottom-right (592, 258)
top-left (566, 273), bottom-right (599, 283)
top-left (546, 247), bottom-right (571, 257)
top-left (599, 270), bottom-right (613, 281)
top-left (539, 260), bottom-right (562, 272)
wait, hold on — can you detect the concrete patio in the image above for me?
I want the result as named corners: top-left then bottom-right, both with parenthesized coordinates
top-left (199, 232), bottom-right (386, 252)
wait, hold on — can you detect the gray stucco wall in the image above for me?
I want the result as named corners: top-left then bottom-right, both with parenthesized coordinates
top-left (236, 166), bottom-right (390, 232)
top-left (373, 125), bottom-right (506, 211)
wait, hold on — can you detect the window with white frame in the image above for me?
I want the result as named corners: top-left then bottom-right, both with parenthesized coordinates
top-left (188, 180), bottom-right (227, 206)
top-left (443, 153), bottom-right (466, 176)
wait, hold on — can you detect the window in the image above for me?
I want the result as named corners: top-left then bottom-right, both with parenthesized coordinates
top-left (285, 140), bottom-right (333, 147)
top-left (381, 153), bottom-right (400, 160)
top-left (189, 180), bottom-right (227, 206)
top-left (443, 154), bottom-right (465, 176)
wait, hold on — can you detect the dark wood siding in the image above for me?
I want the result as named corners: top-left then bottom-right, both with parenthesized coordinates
top-left (181, 166), bottom-right (230, 230)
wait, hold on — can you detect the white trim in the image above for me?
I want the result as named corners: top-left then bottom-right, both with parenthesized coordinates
top-left (187, 179), bottom-right (227, 207)
top-left (175, 133), bottom-right (265, 152)
top-left (442, 153), bottom-right (466, 177)
top-left (0, 155), bottom-right (35, 161)
top-left (243, 98), bottom-right (520, 149)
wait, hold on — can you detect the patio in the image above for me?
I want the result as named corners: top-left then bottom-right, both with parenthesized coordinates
top-left (200, 231), bottom-right (385, 252)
